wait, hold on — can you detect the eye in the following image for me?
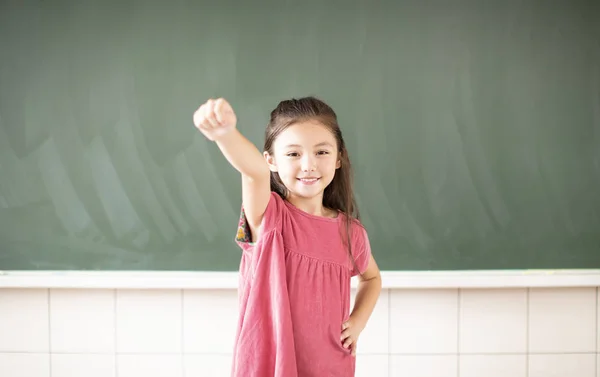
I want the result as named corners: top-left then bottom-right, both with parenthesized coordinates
top-left (286, 152), bottom-right (299, 157)
top-left (317, 150), bottom-right (330, 155)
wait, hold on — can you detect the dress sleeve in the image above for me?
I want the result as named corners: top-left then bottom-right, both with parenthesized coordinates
top-left (235, 192), bottom-right (284, 250)
top-left (351, 225), bottom-right (372, 276)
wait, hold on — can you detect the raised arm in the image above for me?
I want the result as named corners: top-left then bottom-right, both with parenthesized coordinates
top-left (193, 98), bottom-right (271, 242)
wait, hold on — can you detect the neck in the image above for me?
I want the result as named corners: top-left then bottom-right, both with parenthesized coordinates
top-left (286, 192), bottom-right (336, 218)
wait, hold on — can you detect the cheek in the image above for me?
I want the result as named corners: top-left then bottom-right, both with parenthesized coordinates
top-left (277, 162), bottom-right (297, 177)
top-left (320, 158), bottom-right (338, 172)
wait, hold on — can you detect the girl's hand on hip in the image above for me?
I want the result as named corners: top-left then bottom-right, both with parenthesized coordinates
top-left (341, 317), bottom-right (365, 357)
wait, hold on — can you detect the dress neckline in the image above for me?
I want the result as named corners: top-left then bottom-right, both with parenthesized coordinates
top-left (283, 199), bottom-right (342, 223)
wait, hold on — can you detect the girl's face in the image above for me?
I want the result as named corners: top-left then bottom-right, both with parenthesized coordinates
top-left (266, 120), bottom-right (341, 203)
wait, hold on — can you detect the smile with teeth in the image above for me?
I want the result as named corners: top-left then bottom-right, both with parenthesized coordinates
top-left (298, 177), bottom-right (320, 185)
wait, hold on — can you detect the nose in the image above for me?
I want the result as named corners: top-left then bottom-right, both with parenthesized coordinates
top-left (300, 154), bottom-right (316, 172)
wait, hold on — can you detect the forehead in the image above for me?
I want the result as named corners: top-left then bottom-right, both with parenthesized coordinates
top-left (274, 120), bottom-right (337, 149)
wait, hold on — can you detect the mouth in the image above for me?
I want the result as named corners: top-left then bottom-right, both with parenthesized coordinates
top-left (297, 177), bottom-right (320, 185)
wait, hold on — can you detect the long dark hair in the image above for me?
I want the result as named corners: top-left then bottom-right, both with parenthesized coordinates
top-left (263, 96), bottom-right (361, 273)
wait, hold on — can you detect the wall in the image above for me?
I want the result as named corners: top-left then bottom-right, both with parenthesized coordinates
top-left (0, 286), bottom-right (598, 377)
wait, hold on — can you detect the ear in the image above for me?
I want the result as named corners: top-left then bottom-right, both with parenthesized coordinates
top-left (336, 152), bottom-right (342, 169)
top-left (264, 151), bottom-right (278, 172)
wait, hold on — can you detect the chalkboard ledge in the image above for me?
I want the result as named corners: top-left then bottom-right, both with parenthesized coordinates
top-left (0, 270), bottom-right (599, 289)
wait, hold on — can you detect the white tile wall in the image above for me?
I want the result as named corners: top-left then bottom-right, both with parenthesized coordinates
top-left (51, 354), bottom-right (115, 377)
top-left (183, 290), bottom-right (238, 354)
top-left (459, 289), bottom-right (527, 353)
top-left (0, 289), bottom-right (49, 352)
top-left (184, 354), bottom-right (233, 376)
top-left (459, 355), bottom-right (526, 377)
top-left (0, 287), bottom-right (597, 377)
top-left (529, 288), bottom-right (596, 353)
top-left (389, 289), bottom-right (458, 354)
top-left (0, 353), bottom-right (50, 377)
top-left (390, 355), bottom-right (457, 377)
top-left (355, 355), bottom-right (388, 377)
top-left (529, 354), bottom-right (596, 377)
top-left (50, 289), bottom-right (115, 353)
top-left (116, 290), bottom-right (182, 354)
top-left (117, 354), bottom-right (182, 377)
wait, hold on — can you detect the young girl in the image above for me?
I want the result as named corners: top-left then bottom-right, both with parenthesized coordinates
top-left (193, 96), bottom-right (382, 377)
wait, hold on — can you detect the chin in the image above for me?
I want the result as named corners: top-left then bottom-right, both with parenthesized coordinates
top-left (294, 184), bottom-right (330, 198)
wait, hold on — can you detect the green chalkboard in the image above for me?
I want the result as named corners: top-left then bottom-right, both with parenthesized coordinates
top-left (1, 0), bottom-right (599, 271)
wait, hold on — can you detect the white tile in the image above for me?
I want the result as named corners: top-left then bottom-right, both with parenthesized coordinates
top-left (459, 289), bottom-right (527, 353)
top-left (390, 355), bottom-right (457, 377)
top-left (117, 355), bottom-right (182, 377)
top-left (350, 288), bottom-right (389, 354)
top-left (50, 289), bottom-right (115, 353)
top-left (355, 355), bottom-right (388, 377)
top-left (51, 354), bottom-right (115, 377)
top-left (597, 354), bottom-right (599, 377)
top-left (183, 290), bottom-right (237, 353)
top-left (0, 289), bottom-right (49, 352)
top-left (116, 290), bottom-right (182, 353)
top-left (460, 355), bottom-right (526, 377)
top-left (529, 354), bottom-right (595, 377)
top-left (0, 353), bottom-right (50, 377)
top-left (184, 354), bottom-right (232, 376)
top-left (529, 287), bottom-right (596, 353)
top-left (390, 289), bottom-right (458, 354)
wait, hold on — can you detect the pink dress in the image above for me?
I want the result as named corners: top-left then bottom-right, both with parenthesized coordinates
top-left (231, 192), bottom-right (372, 377)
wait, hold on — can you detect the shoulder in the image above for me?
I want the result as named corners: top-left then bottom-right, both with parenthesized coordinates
top-left (349, 217), bottom-right (367, 237)
top-left (349, 218), bottom-right (370, 255)
top-left (265, 191), bottom-right (286, 219)
top-left (258, 191), bottom-right (287, 226)
top-left (347, 217), bottom-right (372, 275)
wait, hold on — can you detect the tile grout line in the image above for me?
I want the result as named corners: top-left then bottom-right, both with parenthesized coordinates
top-left (387, 289), bottom-right (391, 377)
top-left (457, 289), bottom-right (460, 377)
top-left (181, 289), bottom-right (185, 377)
top-left (48, 289), bottom-right (52, 377)
top-left (114, 289), bottom-right (118, 377)
top-left (525, 288), bottom-right (529, 377)
top-left (595, 287), bottom-right (598, 377)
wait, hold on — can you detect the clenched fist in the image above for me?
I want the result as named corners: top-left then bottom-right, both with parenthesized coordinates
top-left (193, 98), bottom-right (237, 141)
